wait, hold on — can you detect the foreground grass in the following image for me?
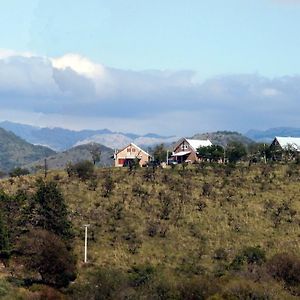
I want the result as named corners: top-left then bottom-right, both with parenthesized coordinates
top-left (1, 162), bottom-right (300, 299)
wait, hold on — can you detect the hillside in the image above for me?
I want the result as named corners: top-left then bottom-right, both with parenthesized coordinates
top-left (246, 127), bottom-right (300, 143)
top-left (0, 163), bottom-right (300, 298)
top-left (192, 131), bottom-right (254, 147)
top-left (26, 143), bottom-right (114, 171)
top-left (0, 127), bottom-right (55, 172)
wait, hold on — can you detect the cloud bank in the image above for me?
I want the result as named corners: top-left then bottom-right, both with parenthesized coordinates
top-left (0, 49), bottom-right (299, 135)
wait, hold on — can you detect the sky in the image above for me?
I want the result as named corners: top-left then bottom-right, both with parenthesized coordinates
top-left (0, 0), bottom-right (300, 135)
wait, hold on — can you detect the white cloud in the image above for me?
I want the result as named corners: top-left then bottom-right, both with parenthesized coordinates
top-left (0, 50), bottom-right (299, 134)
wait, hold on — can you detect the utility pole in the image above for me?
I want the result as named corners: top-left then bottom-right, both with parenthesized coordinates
top-left (166, 150), bottom-right (169, 165)
top-left (263, 143), bottom-right (267, 164)
top-left (84, 224), bottom-right (90, 263)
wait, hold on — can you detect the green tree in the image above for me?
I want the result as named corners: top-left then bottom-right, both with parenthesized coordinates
top-left (9, 167), bottom-right (30, 177)
top-left (226, 142), bottom-right (247, 163)
top-left (34, 179), bottom-right (72, 239)
top-left (153, 144), bottom-right (168, 163)
top-left (89, 144), bottom-right (102, 165)
top-left (66, 160), bottom-right (94, 180)
top-left (197, 145), bottom-right (224, 162)
top-left (19, 229), bottom-right (76, 287)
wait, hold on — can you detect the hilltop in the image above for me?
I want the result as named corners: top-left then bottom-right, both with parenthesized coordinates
top-left (192, 131), bottom-right (254, 147)
top-left (0, 127), bottom-right (55, 172)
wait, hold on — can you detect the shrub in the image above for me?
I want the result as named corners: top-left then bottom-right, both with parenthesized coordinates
top-left (129, 264), bottom-right (155, 287)
top-left (102, 174), bottom-right (115, 197)
top-left (19, 229), bottom-right (77, 288)
top-left (66, 160), bottom-right (94, 180)
top-left (179, 276), bottom-right (221, 300)
top-left (202, 182), bottom-right (213, 196)
top-left (213, 248), bottom-right (228, 261)
top-left (9, 167), bottom-right (30, 177)
top-left (267, 253), bottom-right (300, 287)
top-left (230, 246), bottom-right (266, 270)
top-left (221, 279), bottom-right (271, 300)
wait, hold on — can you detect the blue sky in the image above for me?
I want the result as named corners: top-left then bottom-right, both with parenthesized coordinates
top-left (0, 0), bottom-right (300, 135)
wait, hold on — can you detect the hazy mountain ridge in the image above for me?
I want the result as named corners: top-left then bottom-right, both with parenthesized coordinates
top-left (26, 143), bottom-right (114, 171)
top-left (0, 121), bottom-right (178, 151)
top-left (192, 131), bottom-right (254, 147)
top-left (246, 127), bottom-right (300, 143)
top-left (0, 128), bottom-right (55, 172)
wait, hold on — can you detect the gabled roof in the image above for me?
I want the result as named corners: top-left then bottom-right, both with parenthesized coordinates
top-left (185, 139), bottom-right (212, 151)
top-left (116, 143), bottom-right (151, 157)
top-left (274, 136), bottom-right (300, 151)
top-left (173, 138), bottom-right (213, 152)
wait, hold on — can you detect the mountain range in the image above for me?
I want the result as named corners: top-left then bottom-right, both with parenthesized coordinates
top-left (0, 121), bottom-right (178, 151)
top-left (245, 127), bottom-right (300, 143)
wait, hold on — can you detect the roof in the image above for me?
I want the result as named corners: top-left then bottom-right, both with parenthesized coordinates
top-left (172, 151), bottom-right (191, 157)
top-left (185, 139), bottom-right (212, 151)
top-left (115, 143), bottom-right (151, 157)
top-left (274, 136), bottom-right (300, 151)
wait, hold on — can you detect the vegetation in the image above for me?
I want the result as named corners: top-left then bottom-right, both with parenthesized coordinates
top-left (0, 161), bottom-right (299, 299)
top-left (0, 127), bottom-right (55, 172)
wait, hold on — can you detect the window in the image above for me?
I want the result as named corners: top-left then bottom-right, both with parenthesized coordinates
top-left (127, 148), bottom-right (131, 152)
top-left (181, 144), bottom-right (188, 150)
top-left (132, 148), bottom-right (136, 152)
top-left (118, 158), bottom-right (125, 165)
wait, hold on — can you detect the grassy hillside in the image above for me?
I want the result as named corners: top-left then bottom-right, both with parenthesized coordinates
top-left (0, 163), bottom-right (300, 299)
top-left (0, 128), bottom-right (55, 172)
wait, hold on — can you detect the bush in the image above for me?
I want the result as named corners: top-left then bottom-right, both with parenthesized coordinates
top-left (68, 267), bottom-right (127, 300)
top-left (66, 160), bottom-right (94, 180)
top-left (230, 246), bottom-right (266, 270)
top-left (19, 229), bottom-right (76, 288)
top-left (267, 253), bottom-right (300, 287)
top-left (129, 264), bottom-right (155, 287)
top-left (221, 279), bottom-right (272, 300)
top-left (9, 167), bottom-right (30, 177)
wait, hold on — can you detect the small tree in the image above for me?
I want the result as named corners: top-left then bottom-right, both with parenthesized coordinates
top-left (153, 144), bottom-right (168, 163)
top-left (34, 179), bottom-right (72, 240)
top-left (226, 142), bottom-right (247, 163)
top-left (19, 229), bottom-right (76, 287)
top-left (89, 144), bottom-right (102, 165)
top-left (197, 145), bottom-right (224, 162)
top-left (66, 161), bottom-right (94, 180)
top-left (9, 167), bottom-right (30, 177)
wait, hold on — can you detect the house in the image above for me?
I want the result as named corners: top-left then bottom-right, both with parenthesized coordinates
top-left (270, 136), bottom-right (300, 160)
top-left (114, 143), bottom-right (151, 167)
top-left (172, 138), bottom-right (212, 164)
top-left (270, 136), bottom-right (300, 152)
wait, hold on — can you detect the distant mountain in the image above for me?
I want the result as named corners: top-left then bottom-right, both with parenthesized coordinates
top-left (0, 121), bottom-right (178, 151)
top-left (26, 143), bottom-right (114, 171)
top-left (192, 131), bottom-right (254, 147)
top-left (76, 134), bottom-right (179, 150)
top-left (0, 128), bottom-right (55, 172)
top-left (245, 127), bottom-right (300, 143)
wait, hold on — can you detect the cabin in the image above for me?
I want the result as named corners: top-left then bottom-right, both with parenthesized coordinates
top-left (114, 143), bottom-right (151, 167)
top-left (172, 138), bottom-right (212, 164)
top-left (270, 136), bottom-right (300, 160)
top-left (270, 136), bottom-right (300, 152)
